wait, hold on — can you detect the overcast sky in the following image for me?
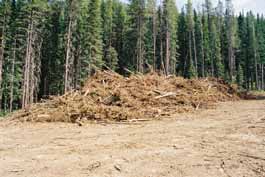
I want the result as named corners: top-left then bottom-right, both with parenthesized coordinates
top-left (176, 0), bottom-right (265, 14)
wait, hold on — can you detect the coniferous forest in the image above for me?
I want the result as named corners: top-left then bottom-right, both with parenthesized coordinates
top-left (0, 0), bottom-right (265, 113)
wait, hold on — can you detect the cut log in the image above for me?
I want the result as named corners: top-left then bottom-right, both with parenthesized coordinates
top-left (155, 92), bottom-right (177, 99)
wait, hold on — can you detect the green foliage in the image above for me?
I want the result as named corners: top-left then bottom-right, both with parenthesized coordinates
top-left (0, 0), bottom-right (264, 111)
top-left (177, 9), bottom-right (187, 76)
top-left (163, 0), bottom-right (178, 74)
top-left (102, 0), bottom-right (119, 70)
top-left (194, 11), bottom-right (204, 77)
top-left (85, 0), bottom-right (104, 71)
top-left (112, 0), bottom-right (127, 73)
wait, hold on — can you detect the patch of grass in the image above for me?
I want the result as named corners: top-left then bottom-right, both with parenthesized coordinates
top-left (250, 90), bottom-right (265, 95)
top-left (0, 111), bottom-right (8, 118)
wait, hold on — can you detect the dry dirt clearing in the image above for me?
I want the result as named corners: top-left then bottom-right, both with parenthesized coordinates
top-left (0, 100), bottom-right (265, 177)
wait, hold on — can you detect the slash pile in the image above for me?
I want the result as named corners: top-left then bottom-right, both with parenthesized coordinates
top-left (7, 71), bottom-right (239, 123)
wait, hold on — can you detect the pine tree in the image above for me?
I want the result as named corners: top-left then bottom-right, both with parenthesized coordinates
top-left (202, 10), bottom-right (210, 77)
top-left (40, 0), bottom-right (64, 97)
top-left (211, 17), bottom-right (224, 78)
top-left (84, 0), bottom-right (104, 73)
top-left (64, 0), bottom-right (80, 92)
top-left (194, 10), bottom-right (204, 77)
top-left (185, 0), bottom-right (196, 78)
top-left (145, 0), bottom-right (157, 70)
top-left (177, 8), bottom-right (187, 76)
top-left (22, 0), bottom-right (48, 108)
top-left (256, 14), bottom-right (265, 90)
top-left (0, 0), bottom-right (11, 111)
top-left (102, 0), bottom-right (118, 70)
top-left (246, 12), bottom-right (258, 89)
top-left (225, 0), bottom-right (236, 82)
top-left (112, 1), bottom-right (127, 73)
top-left (126, 0), bottom-right (146, 73)
top-left (4, 0), bottom-right (24, 111)
top-left (162, 0), bottom-right (178, 74)
top-left (237, 12), bottom-right (247, 88)
top-left (260, 16), bottom-right (265, 90)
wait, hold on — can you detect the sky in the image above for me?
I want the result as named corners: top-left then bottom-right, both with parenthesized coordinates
top-left (175, 0), bottom-right (265, 14)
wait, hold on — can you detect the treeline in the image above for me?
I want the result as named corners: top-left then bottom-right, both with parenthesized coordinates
top-left (0, 0), bottom-right (264, 112)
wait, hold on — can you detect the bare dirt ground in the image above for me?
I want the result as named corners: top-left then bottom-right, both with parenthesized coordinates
top-left (0, 100), bottom-right (265, 177)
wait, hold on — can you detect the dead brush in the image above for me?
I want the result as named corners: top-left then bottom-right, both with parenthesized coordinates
top-left (6, 71), bottom-right (240, 124)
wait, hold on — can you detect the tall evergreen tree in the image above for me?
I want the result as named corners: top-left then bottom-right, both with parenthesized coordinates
top-left (112, 1), bottom-right (127, 73)
top-left (40, 0), bottom-right (64, 97)
top-left (256, 14), bottom-right (265, 90)
top-left (0, 0), bottom-right (11, 111)
top-left (22, 0), bottom-right (48, 108)
top-left (211, 16), bottom-right (224, 77)
top-left (185, 0), bottom-right (196, 78)
top-left (102, 0), bottom-right (118, 70)
top-left (162, 0), bottom-right (178, 74)
top-left (85, 0), bottom-right (104, 72)
top-left (64, 0), bottom-right (80, 92)
top-left (194, 10), bottom-right (204, 77)
top-left (126, 0), bottom-right (146, 73)
top-left (177, 8), bottom-right (187, 76)
top-left (237, 12), bottom-right (247, 87)
top-left (4, 0), bottom-right (24, 111)
top-left (145, 0), bottom-right (157, 69)
top-left (202, 10), bottom-right (210, 77)
top-left (225, 0), bottom-right (236, 81)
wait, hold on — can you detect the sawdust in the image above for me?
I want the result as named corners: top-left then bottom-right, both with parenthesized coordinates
top-left (6, 71), bottom-right (239, 123)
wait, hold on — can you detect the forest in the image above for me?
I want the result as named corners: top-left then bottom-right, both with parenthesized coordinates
top-left (0, 0), bottom-right (264, 113)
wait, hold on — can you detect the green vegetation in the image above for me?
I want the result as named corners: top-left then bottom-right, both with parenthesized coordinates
top-left (0, 0), bottom-right (264, 114)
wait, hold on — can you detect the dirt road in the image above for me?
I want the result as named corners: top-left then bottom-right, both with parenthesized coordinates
top-left (0, 100), bottom-right (265, 177)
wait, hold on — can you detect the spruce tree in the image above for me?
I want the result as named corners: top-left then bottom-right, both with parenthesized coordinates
top-left (211, 17), bottom-right (224, 78)
top-left (5, 0), bottom-right (24, 111)
top-left (102, 0), bottom-right (118, 70)
top-left (194, 10), bottom-right (204, 77)
top-left (162, 0), bottom-right (178, 74)
top-left (185, 0), bottom-right (196, 78)
top-left (40, 0), bottom-right (64, 97)
top-left (112, 1), bottom-right (127, 73)
top-left (202, 11), bottom-right (210, 77)
top-left (177, 8), bottom-right (187, 76)
top-left (85, 0), bottom-right (104, 73)
top-left (225, 0), bottom-right (236, 82)
top-left (21, 0), bottom-right (48, 108)
top-left (256, 14), bottom-right (265, 90)
top-left (145, 0), bottom-right (156, 69)
top-left (0, 0), bottom-right (11, 111)
top-left (64, 0), bottom-right (80, 92)
top-left (237, 12), bottom-right (247, 88)
top-left (126, 0), bottom-right (146, 73)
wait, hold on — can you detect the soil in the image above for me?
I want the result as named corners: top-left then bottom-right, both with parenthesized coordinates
top-left (0, 100), bottom-right (264, 177)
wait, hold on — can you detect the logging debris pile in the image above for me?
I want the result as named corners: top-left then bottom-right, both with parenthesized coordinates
top-left (7, 71), bottom-right (239, 123)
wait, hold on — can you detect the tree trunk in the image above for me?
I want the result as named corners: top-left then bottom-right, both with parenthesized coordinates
top-left (0, 37), bottom-right (3, 111)
top-left (253, 24), bottom-right (258, 90)
top-left (165, 28), bottom-right (170, 75)
top-left (137, 11), bottom-right (144, 73)
top-left (64, 18), bottom-right (73, 93)
top-left (192, 28), bottom-right (198, 76)
top-left (22, 19), bottom-right (33, 109)
top-left (0, 15), bottom-right (6, 111)
top-left (9, 39), bottom-right (16, 112)
top-left (188, 30), bottom-right (193, 77)
top-left (261, 64), bottom-right (265, 90)
top-left (254, 56), bottom-right (258, 90)
top-left (152, 8), bottom-right (156, 70)
top-left (139, 15), bottom-right (143, 73)
top-left (201, 25), bottom-right (205, 77)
